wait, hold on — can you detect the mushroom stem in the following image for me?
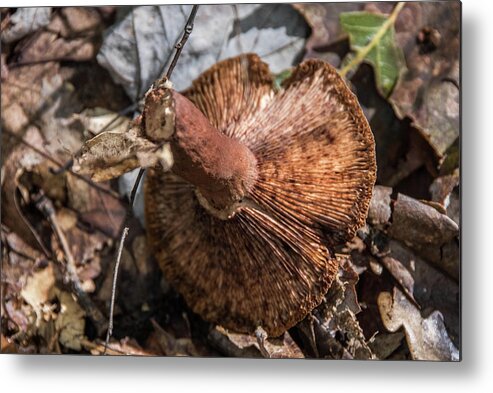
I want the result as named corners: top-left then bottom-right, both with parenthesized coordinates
top-left (166, 91), bottom-right (258, 215)
top-left (171, 91), bottom-right (258, 213)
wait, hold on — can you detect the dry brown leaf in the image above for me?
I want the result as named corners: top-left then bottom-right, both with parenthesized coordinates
top-left (1, 8), bottom-right (52, 43)
top-left (430, 171), bottom-right (460, 225)
top-left (4, 298), bottom-right (31, 334)
top-left (338, 256), bottom-right (362, 314)
top-left (13, 8), bottom-right (103, 64)
top-left (294, 3), bottom-right (362, 62)
top-left (367, 186), bottom-right (393, 228)
top-left (1, 63), bottom-right (57, 131)
top-left (29, 161), bottom-right (68, 204)
top-left (1, 101), bottom-right (30, 138)
top-left (369, 331), bottom-right (405, 360)
top-left (4, 229), bottom-right (44, 265)
top-left (54, 289), bottom-right (85, 351)
top-left (83, 337), bottom-right (158, 356)
top-left (378, 287), bottom-right (459, 361)
top-left (65, 176), bottom-right (124, 239)
top-left (388, 2), bottom-right (460, 158)
top-left (146, 319), bottom-right (201, 357)
top-left (369, 258), bottom-right (384, 276)
top-left (20, 262), bottom-right (56, 326)
top-left (0, 52), bottom-right (8, 81)
top-left (2, 61), bottom-right (86, 164)
top-left (389, 193), bottom-right (458, 246)
top-left (53, 208), bottom-right (106, 290)
top-left (2, 229), bottom-right (45, 334)
top-left (388, 193), bottom-right (459, 279)
top-left (366, 186), bottom-right (392, 228)
top-left (386, 239), bottom-right (459, 345)
top-left (19, 32), bottom-right (97, 64)
top-left (367, 187), bottom-right (459, 280)
top-left (1, 127), bottom-right (46, 250)
top-left (48, 7), bottom-right (104, 38)
top-left (379, 256), bottom-right (416, 304)
top-left (210, 326), bottom-right (304, 359)
top-left (1, 334), bottom-right (18, 353)
top-left (296, 269), bottom-right (374, 359)
top-left (72, 122), bottom-right (169, 182)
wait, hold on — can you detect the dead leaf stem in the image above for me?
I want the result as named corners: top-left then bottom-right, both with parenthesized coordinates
top-left (103, 227), bottom-right (128, 355)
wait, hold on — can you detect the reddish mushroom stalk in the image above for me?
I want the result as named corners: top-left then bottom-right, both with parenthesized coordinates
top-left (142, 85), bottom-right (259, 217)
top-left (171, 91), bottom-right (258, 214)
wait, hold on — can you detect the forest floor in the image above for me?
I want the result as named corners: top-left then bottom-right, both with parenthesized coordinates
top-left (1, 3), bottom-right (459, 359)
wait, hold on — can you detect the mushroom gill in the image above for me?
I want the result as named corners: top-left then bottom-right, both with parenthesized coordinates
top-left (144, 54), bottom-right (376, 336)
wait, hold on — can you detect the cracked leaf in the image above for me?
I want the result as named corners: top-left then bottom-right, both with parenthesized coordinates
top-left (378, 287), bottom-right (459, 361)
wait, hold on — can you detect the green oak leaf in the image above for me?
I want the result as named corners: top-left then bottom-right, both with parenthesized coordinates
top-left (340, 11), bottom-right (405, 97)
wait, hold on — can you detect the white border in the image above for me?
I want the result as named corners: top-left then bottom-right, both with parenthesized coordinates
top-left (2, 1), bottom-right (492, 392)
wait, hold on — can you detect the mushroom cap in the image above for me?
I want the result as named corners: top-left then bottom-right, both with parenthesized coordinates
top-left (145, 54), bottom-right (376, 336)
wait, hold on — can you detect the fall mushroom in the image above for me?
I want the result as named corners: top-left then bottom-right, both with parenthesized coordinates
top-left (143, 54), bottom-right (376, 336)
top-left (74, 53), bottom-right (376, 337)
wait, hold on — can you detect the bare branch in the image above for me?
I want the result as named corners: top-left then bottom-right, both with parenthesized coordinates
top-left (165, 5), bottom-right (199, 80)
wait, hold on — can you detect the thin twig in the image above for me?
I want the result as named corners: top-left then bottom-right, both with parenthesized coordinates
top-left (103, 5), bottom-right (200, 354)
top-left (103, 227), bottom-right (128, 354)
top-left (35, 192), bottom-right (107, 335)
top-left (165, 5), bottom-right (199, 80)
top-left (102, 169), bottom-right (143, 355)
top-left (339, 2), bottom-right (406, 78)
top-left (50, 158), bottom-right (74, 175)
top-left (128, 168), bottom-right (146, 206)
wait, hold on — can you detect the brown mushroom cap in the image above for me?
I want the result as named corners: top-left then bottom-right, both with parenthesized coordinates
top-left (145, 54), bottom-right (376, 336)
